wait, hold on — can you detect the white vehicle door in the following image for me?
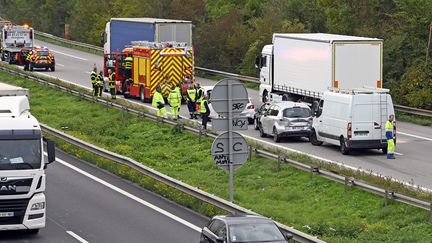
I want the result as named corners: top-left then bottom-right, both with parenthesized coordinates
top-left (261, 105), bottom-right (274, 133)
top-left (313, 100), bottom-right (325, 140)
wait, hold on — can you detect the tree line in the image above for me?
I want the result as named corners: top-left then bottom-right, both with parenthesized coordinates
top-left (1, 0), bottom-right (431, 108)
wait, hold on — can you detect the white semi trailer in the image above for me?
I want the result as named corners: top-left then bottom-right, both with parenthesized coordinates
top-left (256, 33), bottom-right (384, 103)
top-left (0, 82), bottom-right (55, 234)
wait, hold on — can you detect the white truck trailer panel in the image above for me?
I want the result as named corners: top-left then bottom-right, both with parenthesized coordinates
top-left (272, 33), bottom-right (382, 96)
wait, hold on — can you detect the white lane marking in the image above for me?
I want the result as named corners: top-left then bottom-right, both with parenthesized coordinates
top-left (54, 155), bottom-right (202, 232)
top-left (394, 152), bottom-right (404, 156)
top-left (66, 231), bottom-right (89, 243)
top-left (398, 131), bottom-right (432, 142)
top-left (50, 50), bottom-right (88, 61)
top-left (84, 71), bottom-right (91, 75)
top-left (57, 63), bottom-right (65, 67)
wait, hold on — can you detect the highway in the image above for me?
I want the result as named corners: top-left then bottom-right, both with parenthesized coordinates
top-left (0, 149), bottom-right (206, 243)
top-left (17, 40), bottom-right (432, 190)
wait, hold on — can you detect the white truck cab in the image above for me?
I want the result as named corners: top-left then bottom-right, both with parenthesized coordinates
top-left (310, 89), bottom-right (395, 155)
top-left (0, 83), bottom-right (55, 234)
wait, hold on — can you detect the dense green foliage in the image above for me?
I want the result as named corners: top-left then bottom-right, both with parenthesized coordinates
top-left (1, 69), bottom-right (432, 242)
top-left (1, 0), bottom-right (431, 108)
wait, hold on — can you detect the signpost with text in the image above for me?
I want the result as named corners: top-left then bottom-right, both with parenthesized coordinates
top-left (210, 79), bottom-right (249, 202)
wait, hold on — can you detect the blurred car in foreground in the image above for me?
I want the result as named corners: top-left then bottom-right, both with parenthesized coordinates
top-left (200, 215), bottom-right (292, 243)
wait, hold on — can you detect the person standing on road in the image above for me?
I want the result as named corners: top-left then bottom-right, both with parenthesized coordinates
top-left (108, 69), bottom-right (116, 99)
top-left (124, 54), bottom-right (133, 79)
top-left (200, 94), bottom-right (210, 130)
top-left (24, 50), bottom-right (33, 71)
top-left (385, 114), bottom-right (396, 159)
top-left (152, 86), bottom-right (167, 120)
top-left (175, 83), bottom-right (182, 117)
top-left (195, 83), bottom-right (205, 115)
top-left (96, 71), bottom-right (104, 97)
top-left (168, 84), bottom-right (180, 120)
top-left (186, 84), bottom-right (197, 119)
top-left (90, 67), bottom-right (98, 96)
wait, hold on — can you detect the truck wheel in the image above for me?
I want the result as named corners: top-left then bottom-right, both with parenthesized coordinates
top-left (262, 91), bottom-right (269, 103)
top-left (282, 94), bottom-right (290, 101)
top-left (340, 137), bottom-right (350, 155)
top-left (310, 129), bottom-right (323, 146)
top-left (51, 66), bottom-right (55, 71)
top-left (140, 86), bottom-right (145, 102)
top-left (259, 125), bottom-right (266, 137)
top-left (273, 128), bottom-right (281, 143)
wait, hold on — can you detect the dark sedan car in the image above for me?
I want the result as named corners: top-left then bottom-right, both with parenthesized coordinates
top-left (200, 215), bottom-right (292, 243)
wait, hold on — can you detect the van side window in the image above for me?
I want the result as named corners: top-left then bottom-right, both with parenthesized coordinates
top-left (316, 100), bottom-right (324, 117)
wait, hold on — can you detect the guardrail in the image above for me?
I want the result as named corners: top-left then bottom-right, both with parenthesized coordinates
top-left (1, 64), bottom-right (431, 230)
top-left (34, 30), bottom-right (432, 118)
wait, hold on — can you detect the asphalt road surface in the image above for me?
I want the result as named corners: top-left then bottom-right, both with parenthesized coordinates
top-left (11, 40), bottom-right (432, 190)
top-left (0, 149), bottom-right (207, 243)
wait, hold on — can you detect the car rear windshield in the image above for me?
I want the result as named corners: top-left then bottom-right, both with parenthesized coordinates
top-left (229, 222), bottom-right (285, 242)
top-left (283, 107), bottom-right (311, 118)
top-left (37, 51), bottom-right (50, 56)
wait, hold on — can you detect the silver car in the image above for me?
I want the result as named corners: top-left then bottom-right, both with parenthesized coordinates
top-left (258, 101), bottom-right (312, 142)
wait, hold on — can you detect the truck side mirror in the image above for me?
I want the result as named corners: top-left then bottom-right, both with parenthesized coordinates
top-left (255, 55), bottom-right (262, 69)
top-left (46, 139), bottom-right (56, 164)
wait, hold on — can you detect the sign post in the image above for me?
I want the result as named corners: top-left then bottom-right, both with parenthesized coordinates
top-left (210, 79), bottom-right (249, 202)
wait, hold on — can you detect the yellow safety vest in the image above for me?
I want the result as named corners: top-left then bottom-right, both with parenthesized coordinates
top-left (187, 88), bottom-right (196, 101)
top-left (124, 57), bottom-right (132, 69)
top-left (108, 73), bottom-right (115, 88)
top-left (197, 87), bottom-right (205, 102)
top-left (90, 71), bottom-right (97, 84)
top-left (152, 91), bottom-right (165, 108)
top-left (200, 100), bottom-right (208, 113)
top-left (168, 90), bottom-right (180, 107)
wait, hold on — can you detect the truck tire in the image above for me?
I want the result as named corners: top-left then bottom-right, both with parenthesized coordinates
top-left (140, 86), bottom-right (145, 102)
top-left (273, 127), bottom-right (281, 143)
top-left (340, 136), bottom-right (350, 155)
top-left (282, 94), bottom-right (290, 101)
top-left (262, 90), bottom-right (269, 103)
top-left (310, 129), bottom-right (323, 146)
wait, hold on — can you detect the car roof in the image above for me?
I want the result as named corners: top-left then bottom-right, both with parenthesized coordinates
top-left (269, 101), bottom-right (310, 109)
top-left (213, 215), bottom-right (276, 225)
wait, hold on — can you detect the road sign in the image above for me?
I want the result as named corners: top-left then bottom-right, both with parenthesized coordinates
top-left (211, 131), bottom-right (249, 170)
top-left (211, 117), bottom-right (248, 131)
top-left (210, 79), bottom-right (249, 117)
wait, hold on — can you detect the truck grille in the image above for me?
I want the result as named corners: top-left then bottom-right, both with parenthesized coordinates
top-left (0, 199), bottom-right (29, 225)
top-left (0, 178), bottom-right (32, 195)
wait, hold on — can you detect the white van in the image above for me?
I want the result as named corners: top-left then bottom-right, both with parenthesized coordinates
top-left (310, 90), bottom-right (395, 155)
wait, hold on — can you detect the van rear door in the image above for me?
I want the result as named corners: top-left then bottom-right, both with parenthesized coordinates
top-left (351, 94), bottom-right (385, 141)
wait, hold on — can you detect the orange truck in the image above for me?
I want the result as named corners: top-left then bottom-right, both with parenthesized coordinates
top-left (104, 41), bottom-right (194, 102)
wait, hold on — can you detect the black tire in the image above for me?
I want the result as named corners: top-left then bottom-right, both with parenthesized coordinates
top-left (262, 90), bottom-right (269, 103)
top-left (382, 147), bottom-right (388, 154)
top-left (27, 229), bottom-right (39, 234)
top-left (254, 119), bottom-right (260, 130)
top-left (248, 118), bottom-right (254, 125)
top-left (310, 129), bottom-right (323, 146)
top-left (340, 137), bottom-right (350, 155)
top-left (273, 127), bottom-right (281, 143)
top-left (140, 86), bottom-right (145, 102)
top-left (259, 125), bottom-right (266, 137)
top-left (282, 93), bottom-right (290, 101)
top-left (51, 65), bottom-right (55, 71)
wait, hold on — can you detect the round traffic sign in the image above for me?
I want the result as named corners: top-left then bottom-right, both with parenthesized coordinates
top-left (210, 79), bottom-right (248, 117)
top-left (211, 131), bottom-right (249, 170)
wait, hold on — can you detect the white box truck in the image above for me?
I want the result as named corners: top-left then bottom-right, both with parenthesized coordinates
top-left (0, 82), bottom-right (55, 233)
top-left (310, 89), bottom-right (395, 155)
top-left (256, 33), bottom-right (383, 103)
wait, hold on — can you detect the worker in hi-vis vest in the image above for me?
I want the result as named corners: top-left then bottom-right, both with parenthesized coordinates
top-left (152, 86), bottom-right (167, 120)
top-left (385, 114), bottom-right (396, 159)
top-left (168, 84), bottom-right (180, 120)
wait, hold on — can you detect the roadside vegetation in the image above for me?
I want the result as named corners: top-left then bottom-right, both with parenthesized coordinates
top-left (1, 69), bottom-right (431, 242)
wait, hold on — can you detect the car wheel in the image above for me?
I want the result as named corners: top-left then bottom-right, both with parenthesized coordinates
top-left (254, 119), bottom-right (260, 130)
top-left (340, 137), bottom-right (350, 155)
top-left (248, 118), bottom-right (254, 125)
top-left (273, 127), bottom-right (281, 143)
top-left (310, 129), bottom-right (323, 146)
top-left (259, 125), bottom-right (266, 137)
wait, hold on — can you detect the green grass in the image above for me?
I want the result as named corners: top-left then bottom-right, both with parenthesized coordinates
top-left (396, 112), bottom-right (432, 127)
top-left (1, 70), bottom-right (432, 242)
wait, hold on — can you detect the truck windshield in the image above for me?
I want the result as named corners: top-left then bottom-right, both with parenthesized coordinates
top-left (0, 139), bottom-right (41, 170)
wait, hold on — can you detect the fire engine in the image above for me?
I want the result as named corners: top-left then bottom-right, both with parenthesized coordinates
top-left (104, 41), bottom-right (194, 102)
top-left (0, 24), bottom-right (34, 64)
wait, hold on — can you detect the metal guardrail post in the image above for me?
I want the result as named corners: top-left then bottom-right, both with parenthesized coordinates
top-left (310, 166), bottom-right (319, 179)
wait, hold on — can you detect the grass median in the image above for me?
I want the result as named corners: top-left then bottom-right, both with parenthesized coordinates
top-left (1, 70), bottom-right (431, 242)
